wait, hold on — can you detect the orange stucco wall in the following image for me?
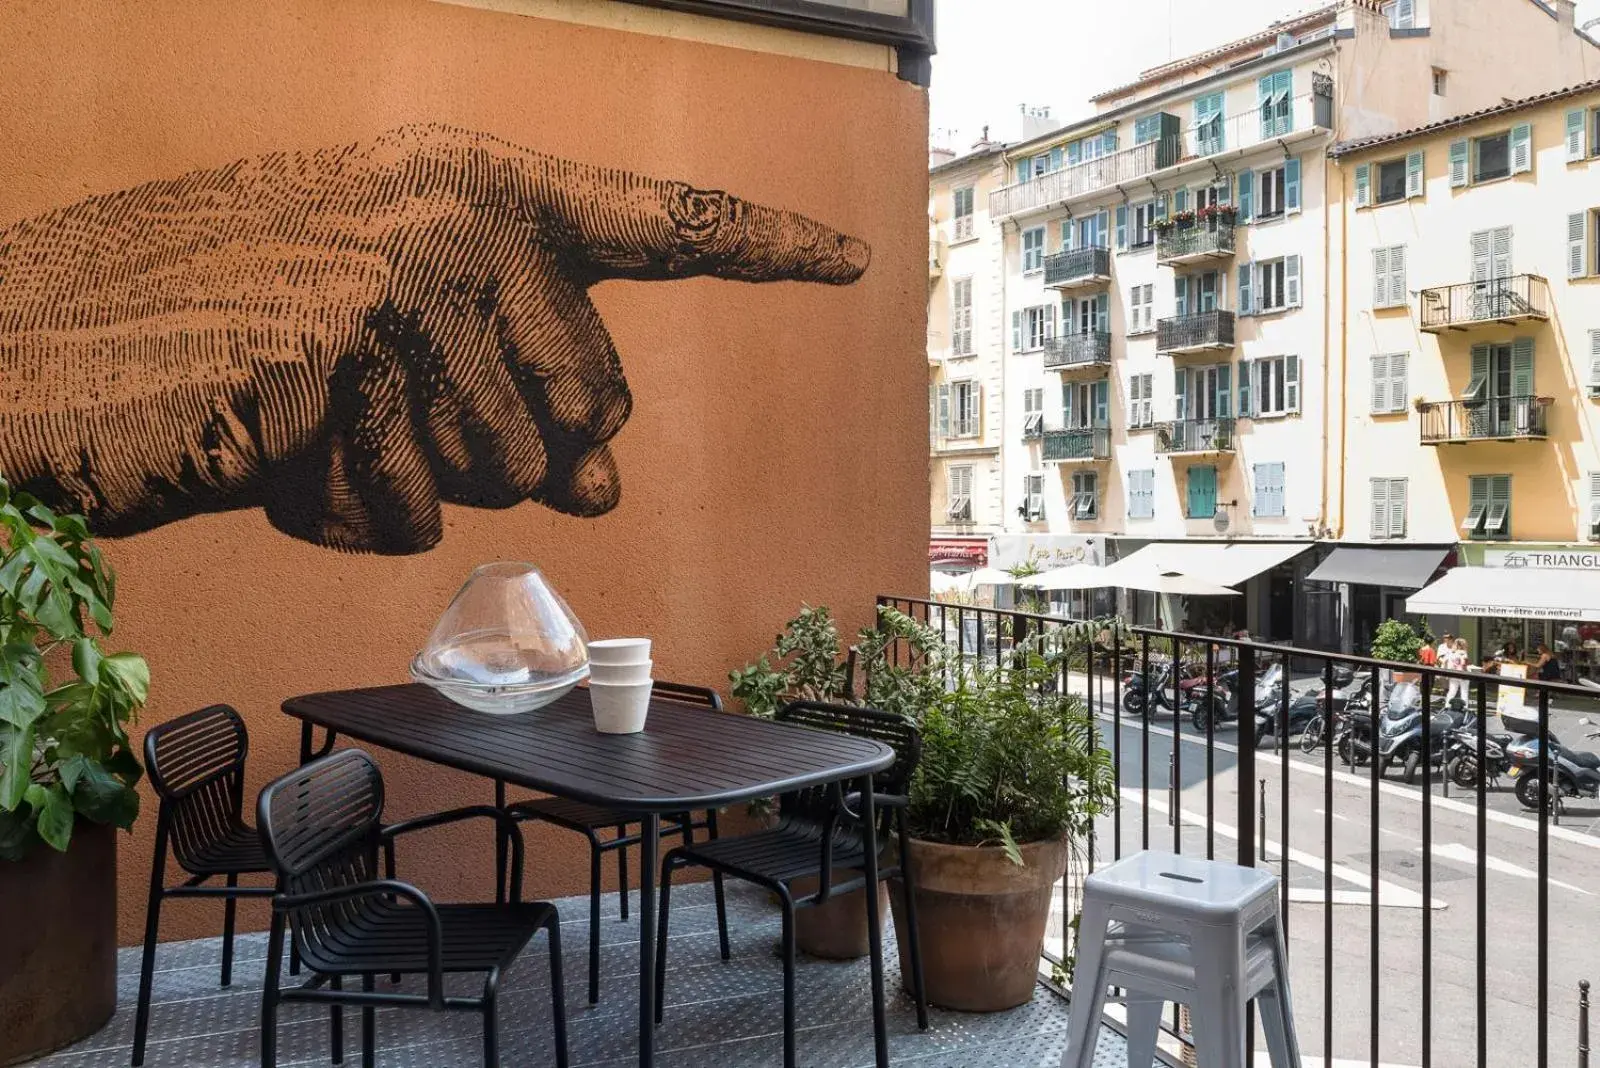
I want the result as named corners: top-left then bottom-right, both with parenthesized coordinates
top-left (0, 0), bottom-right (928, 944)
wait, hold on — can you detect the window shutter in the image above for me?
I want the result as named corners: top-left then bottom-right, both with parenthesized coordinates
top-left (1355, 163), bottom-right (1372, 208)
top-left (1115, 204), bottom-right (1129, 250)
top-left (1238, 169), bottom-right (1255, 222)
top-left (1512, 337), bottom-right (1535, 398)
top-left (1174, 275), bottom-right (1189, 317)
top-left (1490, 475), bottom-right (1512, 536)
top-left (1469, 229), bottom-right (1492, 284)
top-left (1174, 366), bottom-right (1188, 420)
top-left (937, 384), bottom-right (950, 437)
top-left (1286, 355), bottom-right (1301, 413)
top-left (1063, 380), bottom-right (1075, 426)
top-left (1096, 210), bottom-right (1110, 248)
top-left (1155, 193), bottom-right (1169, 222)
top-left (1406, 151), bottom-right (1425, 198)
top-left (1590, 329), bottom-right (1600, 393)
top-left (1372, 247), bottom-right (1389, 307)
top-left (1175, 188), bottom-right (1189, 214)
top-left (1570, 212), bottom-right (1590, 279)
top-left (1390, 353), bottom-right (1408, 410)
top-left (1389, 479), bottom-right (1407, 538)
top-left (1049, 147), bottom-right (1064, 172)
top-left (1096, 293), bottom-right (1109, 332)
top-left (1045, 304), bottom-right (1057, 341)
top-left (1569, 109), bottom-right (1588, 163)
top-left (1463, 476), bottom-right (1489, 532)
top-left (1238, 262), bottom-right (1255, 316)
top-left (1127, 374), bottom-right (1139, 424)
top-left (1270, 463), bottom-right (1286, 517)
top-left (1469, 344), bottom-right (1490, 401)
top-left (1093, 380), bottom-right (1110, 425)
top-left (1238, 358), bottom-right (1254, 416)
top-left (1061, 220), bottom-right (1074, 251)
top-left (1215, 363), bottom-right (1232, 418)
top-left (1511, 123), bottom-right (1533, 175)
top-left (1370, 479), bottom-right (1390, 538)
top-left (1491, 227), bottom-right (1512, 279)
top-left (1285, 158), bottom-right (1301, 212)
top-left (1449, 139), bottom-right (1469, 187)
top-left (1370, 354), bottom-right (1389, 412)
top-left (1286, 255), bottom-right (1302, 307)
top-left (1012, 310), bottom-right (1022, 352)
top-left (1389, 246), bottom-right (1407, 307)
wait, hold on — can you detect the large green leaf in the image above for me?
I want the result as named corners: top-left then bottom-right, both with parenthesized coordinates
top-left (63, 757), bottom-right (138, 829)
top-left (0, 643), bottom-right (46, 728)
top-left (102, 653), bottom-right (150, 706)
top-left (0, 722), bottom-right (36, 809)
top-left (0, 807), bottom-right (38, 861)
top-left (34, 782), bottom-right (75, 850)
top-left (71, 639), bottom-right (102, 686)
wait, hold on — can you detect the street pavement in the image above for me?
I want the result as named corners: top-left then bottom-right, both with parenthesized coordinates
top-left (1056, 671), bottom-right (1600, 1068)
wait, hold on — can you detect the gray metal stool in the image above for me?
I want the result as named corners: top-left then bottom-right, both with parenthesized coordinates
top-left (1061, 851), bottom-right (1300, 1068)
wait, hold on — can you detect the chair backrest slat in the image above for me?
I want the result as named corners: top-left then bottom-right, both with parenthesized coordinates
top-left (652, 680), bottom-right (723, 711)
top-left (144, 705), bottom-right (250, 871)
top-left (775, 700), bottom-right (920, 835)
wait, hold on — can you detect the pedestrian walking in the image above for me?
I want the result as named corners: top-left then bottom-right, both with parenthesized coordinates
top-left (1445, 637), bottom-right (1471, 706)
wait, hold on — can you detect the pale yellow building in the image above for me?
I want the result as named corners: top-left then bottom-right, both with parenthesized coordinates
top-left (1327, 78), bottom-right (1600, 669)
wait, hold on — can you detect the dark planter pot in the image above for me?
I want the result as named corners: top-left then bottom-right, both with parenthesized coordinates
top-left (789, 873), bottom-right (891, 960)
top-left (0, 821), bottom-right (117, 1066)
top-left (889, 835), bottom-right (1068, 1012)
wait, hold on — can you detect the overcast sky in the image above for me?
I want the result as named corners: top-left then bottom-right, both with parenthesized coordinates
top-left (928, 0), bottom-right (1600, 151)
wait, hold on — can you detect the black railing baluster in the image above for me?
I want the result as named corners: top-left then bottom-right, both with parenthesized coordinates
top-left (1371, 667), bottom-right (1382, 1068)
top-left (1477, 675), bottom-right (1488, 1068)
top-left (1206, 640), bottom-right (1216, 860)
top-left (1141, 631), bottom-right (1152, 851)
top-left (1237, 644), bottom-right (1257, 869)
top-left (1539, 686), bottom-right (1551, 1068)
top-left (1172, 638), bottom-right (1183, 855)
top-left (1279, 652), bottom-right (1290, 944)
top-left (1324, 657), bottom-right (1335, 1068)
top-left (1421, 670), bottom-right (1433, 1068)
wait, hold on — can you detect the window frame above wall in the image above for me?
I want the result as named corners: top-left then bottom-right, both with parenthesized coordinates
top-left (619, 0), bottom-right (936, 85)
top-left (952, 186), bottom-right (975, 241)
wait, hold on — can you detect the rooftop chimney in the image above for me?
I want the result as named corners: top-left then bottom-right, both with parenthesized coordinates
top-left (1557, 0), bottom-right (1576, 32)
top-left (929, 146), bottom-right (956, 168)
top-left (1018, 103), bottom-right (1063, 141)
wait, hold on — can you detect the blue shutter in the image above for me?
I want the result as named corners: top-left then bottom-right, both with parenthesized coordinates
top-left (1174, 367), bottom-right (1188, 420)
top-left (1355, 163), bottom-right (1372, 208)
top-left (1238, 359), bottom-right (1254, 416)
top-left (1067, 141), bottom-right (1082, 166)
top-left (1510, 123), bottom-right (1533, 175)
top-left (1188, 465), bottom-right (1217, 518)
top-left (1174, 275), bottom-right (1189, 317)
top-left (1063, 380), bottom-right (1074, 424)
top-left (1012, 310), bottom-right (1022, 352)
top-left (1286, 255), bottom-right (1302, 307)
top-left (1095, 292), bottom-right (1109, 332)
top-left (1285, 158), bottom-right (1301, 212)
top-left (1061, 220), bottom-right (1073, 251)
top-left (1449, 139), bottom-right (1469, 187)
top-left (1215, 364), bottom-right (1232, 418)
top-left (1238, 169), bottom-right (1255, 222)
top-left (1238, 262), bottom-right (1254, 316)
top-left (1115, 204), bottom-right (1129, 250)
top-left (1050, 146), bottom-right (1064, 172)
top-left (1175, 188), bottom-right (1189, 214)
top-left (1286, 355), bottom-right (1301, 413)
top-left (1093, 380), bottom-right (1110, 425)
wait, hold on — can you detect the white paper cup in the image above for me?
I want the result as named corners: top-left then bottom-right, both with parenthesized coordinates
top-left (590, 679), bottom-right (653, 734)
top-left (588, 659), bottom-right (653, 685)
top-left (588, 638), bottom-right (653, 666)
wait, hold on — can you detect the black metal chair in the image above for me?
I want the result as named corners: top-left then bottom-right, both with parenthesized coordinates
top-left (134, 705), bottom-right (278, 1067)
top-left (502, 679), bottom-right (729, 1004)
top-left (652, 699), bottom-right (928, 1068)
top-left (257, 749), bottom-right (567, 1068)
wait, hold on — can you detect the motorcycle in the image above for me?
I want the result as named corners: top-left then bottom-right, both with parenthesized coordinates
top-left (1299, 670), bottom-right (1374, 754)
top-left (1253, 681), bottom-right (1321, 749)
top-left (1507, 718), bottom-right (1600, 812)
top-left (1375, 680), bottom-right (1469, 783)
top-left (1120, 659), bottom-right (1228, 725)
top-left (1443, 713), bottom-right (1524, 790)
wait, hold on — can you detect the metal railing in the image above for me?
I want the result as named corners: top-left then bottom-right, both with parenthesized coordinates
top-left (1156, 309), bottom-right (1235, 354)
top-left (876, 595), bottom-right (1600, 1068)
top-left (1419, 275), bottom-right (1551, 332)
top-left (1044, 332), bottom-right (1112, 371)
top-left (1042, 426), bottom-right (1111, 462)
top-left (1157, 218), bottom-right (1237, 265)
top-left (1156, 417), bottom-right (1235, 453)
top-left (989, 93), bottom-right (1331, 219)
top-left (1419, 396), bottom-right (1551, 443)
top-left (1045, 246), bottom-right (1112, 288)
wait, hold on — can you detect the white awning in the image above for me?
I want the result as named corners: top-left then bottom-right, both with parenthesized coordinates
top-left (1407, 567), bottom-right (1600, 622)
top-left (1021, 564), bottom-right (1115, 590)
top-left (1108, 542), bottom-right (1312, 589)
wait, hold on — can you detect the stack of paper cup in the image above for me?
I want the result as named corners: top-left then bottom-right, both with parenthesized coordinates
top-left (587, 638), bottom-right (653, 734)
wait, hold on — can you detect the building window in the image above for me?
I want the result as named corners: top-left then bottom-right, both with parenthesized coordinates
top-left (1253, 462), bottom-right (1286, 518)
top-left (1370, 353), bottom-right (1409, 413)
top-left (1022, 474), bottom-right (1045, 522)
top-left (1371, 478), bottom-right (1408, 539)
top-left (1022, 226), bottom-right (1046, 271)
top-left (947, 465), bottom-right (973, 523)
top-left (1589, 330), bottom-right (1600, 395)
top-left (1570, 210), bottom-right (1597, 279)
top-left (1452, 126), bottom-right (1532, 187)
top-left (1240, 355), bottom-right (1300, 417)
top-left (1463, 474), bottom-right (1511, 541)
top-left (1128, 468), bottom-right (1155, 519)
top-left (1133, 113), bottom-right (1164, 145)
top-left (1015, 303), bottom-right (1054, 352)
top-left (1474, 132), bottom-right (1511, 183)
top-left (952, 187), bottom-right (975, 241)
top-left (1432, 68), bottom-right (1447, 96)
top-left (1377, 159), bottom-right (1408, 204)
top-left (1023, 387), bottom-right (1044, 438)
top-left (1131, 200), bottom-right (1162, 249)
top-left (1258, 258), bottom-right (1288, 311)
top-left (1070, 470), bottom-right (1099, 520)
top-left (1128, 372), bottom-right (1155, 428)
top-left (1257, 164), bottom-right (1289, 219)
top-left (1186, 464), bottom-right (1219, 519)
top-left (1385, 0), bottom-right (1416, 29)
top-left (952, 380), bottom-right (980, 437)
top-left (1063, 379), bottom-right (1109, 429)
top-left (1258, 69), bottom-right (1293, 139)
top-left (1372, 245), bottom-right (1408, 308)
top-left (1129, 284), bottom-right (1155, 333)
top-left (951, 277), bottom-right (973, 356)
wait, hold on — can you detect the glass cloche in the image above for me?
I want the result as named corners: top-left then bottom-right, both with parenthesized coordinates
top-left (410, 563), bottom-right (590, 714)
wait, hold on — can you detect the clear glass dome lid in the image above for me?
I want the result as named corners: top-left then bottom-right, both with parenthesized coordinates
top-left (412, 564), bottom-right (589, 711)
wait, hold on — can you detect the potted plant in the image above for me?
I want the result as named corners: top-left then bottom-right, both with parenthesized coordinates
top-left (730, 605), bottom-right (943, 959)
top-left (1371, 618), bottom-right (1425, 686)
top-left (0, 474), bottom-right (148, 1065)
top-left (891, 632), bottom-right (1113, 1012)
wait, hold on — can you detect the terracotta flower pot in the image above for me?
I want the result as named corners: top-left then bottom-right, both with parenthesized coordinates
top-left (788, 873), bottom-right (892, 960)
top-left (0, 821), bottom-right (118, 1065)
top-left (889, 835), bottom-right (1068, 1012)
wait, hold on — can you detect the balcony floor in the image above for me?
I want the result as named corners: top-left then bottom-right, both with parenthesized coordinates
top-left (32, 881), bottom-right (1143, 1068)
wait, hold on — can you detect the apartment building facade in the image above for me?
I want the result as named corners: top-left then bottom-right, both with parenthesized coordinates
top-left (975, 0), bottom-right (1596, 639)
top-left (1327, 80), bottom-right (1600, 673)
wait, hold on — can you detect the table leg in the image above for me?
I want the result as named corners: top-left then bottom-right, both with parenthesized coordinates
top-left (297, 721), bottom-right (337, 765)
top-left (638, 813), bottom-right (659, 1068)
top-left (494, 779), bottom-right (508, 906)
top-left (859, 774), bottom-right (889, 1068)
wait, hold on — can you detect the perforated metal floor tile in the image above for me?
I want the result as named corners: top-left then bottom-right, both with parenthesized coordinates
top-left (32, 882), bottom-right (1138, 1067)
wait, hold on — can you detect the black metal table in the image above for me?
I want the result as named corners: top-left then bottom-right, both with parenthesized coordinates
top-left (281, 683), bottom-right (898, 1068)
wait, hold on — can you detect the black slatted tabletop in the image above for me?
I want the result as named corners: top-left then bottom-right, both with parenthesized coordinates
top-left (281, 683), bottom-right (894, 811)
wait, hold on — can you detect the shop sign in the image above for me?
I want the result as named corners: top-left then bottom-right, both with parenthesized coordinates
top-left (1482, 549), bottom-right (1600, 571)
top-left (929, 538), bottom-right (987, 566)
top-left (987, 535), bottom-right (1103, 572)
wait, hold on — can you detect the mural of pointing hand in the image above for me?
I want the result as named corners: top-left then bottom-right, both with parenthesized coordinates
top-left (0, 125), bottom-right (870, 553)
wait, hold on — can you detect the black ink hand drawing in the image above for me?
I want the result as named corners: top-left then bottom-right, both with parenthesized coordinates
top-left (0, 125), bottom-right (870, 553)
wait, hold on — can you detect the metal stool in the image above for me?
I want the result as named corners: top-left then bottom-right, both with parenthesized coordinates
top-left (1061, 851), bottom-right (1300, 1068)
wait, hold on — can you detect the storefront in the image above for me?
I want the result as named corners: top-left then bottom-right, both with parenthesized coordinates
top-left (1406, 546), bottom-right (1600, 683)
top-left (990, 535), bottom-right (1105, 618)
top-left (1305, 545), bottom-right (1455, 654)
top-left (929, 536), bottom-right (988, 576)
top-left (1106, 539), bottom-right (1319, 641)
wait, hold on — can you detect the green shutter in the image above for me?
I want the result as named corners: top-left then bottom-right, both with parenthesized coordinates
top-left (1174, 367), bottom-right (1188, 420)
top-left (1512, 337), bottom-right (1534, 398)
top-left (1449, 139), bottom-right (1469, 187)
top-left (937, 384), bottom-right (950, 437)
top-left (1285, 158), bottom-right (1301, 212)
top-left (1286, 355), bottom-right (1300, 413)
top-left (1096, 293), bottom-right (1110, 332)
top-left (1188, 465), bottom-right (1218, 518)
top-left (1569, 109), bottom-right (1588, 162)
top-left (1406, 151), bottom-right (1425, 198)
top-left (1238, 262), bottom-right (1254, 315)
top-left (1063, 379), bottom-right (1075, 425)
top-left (1093, 380), bottom-right (1109, 426)
top-left (1355, 163), bottom-right (1372, 208)
top-left (1511, 123), bottom-right (1533, 175)
top-left (1468, 343), bottom-right (1490, 402)
top-left (1238, 358), bottom-right (1254, 416)
top-left (1286, 255), bottom-right (1302, 307)
top-left (1115, 204), bottom-right (1129, 250)
top-left (1215, 364), bottom-right (1232, 418)
top-left (1175, 275), bottom-right (1189, 317)
top-left (1061, 220), bottom-right (1074, 251)
top-left (1238, 169), bottom-right (1255, 221)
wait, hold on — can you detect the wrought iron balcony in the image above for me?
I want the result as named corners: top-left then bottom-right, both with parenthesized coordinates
top-left (1418, 397), bottom-right (1551, 444)
top-left (1043, 332), bottom-right (1112, 373)
top-left (1418, 275), bottom-right (1550, 333)
top-left (1156, 217), bottom-right (1237, 266)
top-left (1042, 426), bottom-right (1111, 462)
top-left (1044, 246), bottom-right (1112, 290)
top-left (1156, 310), bottom-right (1235, 356)
top-left (1155, 417), bottom-right (1236, 455)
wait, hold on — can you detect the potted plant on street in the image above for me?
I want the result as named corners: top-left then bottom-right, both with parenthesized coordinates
top-left (1371, 618), bottom-right (1425, 686)
top-left (891, 633), bottom-right (1113, 1012)
top-left (0, 474), bottom-right (149, 1065)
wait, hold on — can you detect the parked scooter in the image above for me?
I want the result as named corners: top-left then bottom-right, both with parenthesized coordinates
top-left (1121, 659), bottom-right (1228, 724)
top-left (1507, 717), bottom-right (1600, 812)
top-left (1253, 685), bottom-right (1321, 749)
top-left (1443, 715), bottom-right (1521, 790)
top-left (1375, 680), bottom-right (1470, 783)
